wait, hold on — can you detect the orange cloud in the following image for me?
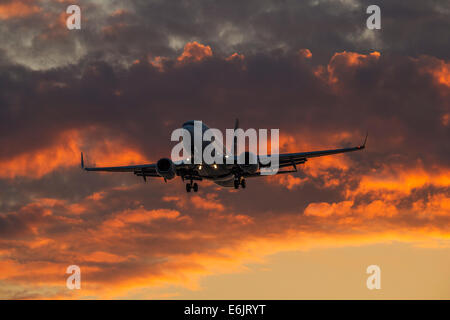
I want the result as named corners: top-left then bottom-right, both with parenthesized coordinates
top-left (420, 57), bottom-right (450, 89)
top-left (226, 52), bottom-right (245, 61)
top-left (305, 200), bottom-right (353, 217)
top-left (434, 62), bottom-right (450, 87)
top-left (103, 207), bottom-right (181, 229)
top-left (324, 51), bottom-right (381, 84)
top-left (0, 128), bottom-right (149, 179)
top-left (330, 51), bottom-right (380, 67)
top-left (190, 194), bottom-right (225, 212)
top-left (0, 130), bottom-right (80, 179)
top-left (442, 113), bottom-right (449, 126)
top-left (83, 251), bottom-right (133, 263)
top-left (277, 131), bottom-right (355, 175)
top-left (102, 23), bottom-right (127, 37)
top-left (412, 193), bottom-right (450, 218)
top-left (1, 176), bottom-right (448, 299)
top-left (269, 174), bottom-right (307, 190)
top-left (305, 199), bottom-right (400, 220)
top-left (0, 1), bottom-right (41, 19)
top-left (298, 48), bottom-right (312, 59)
top-left (348, 164), bottom-right (450, 199)
top-left (177, 42), bottom-right (213, 63)
top-left (148, 55), bottom-right (169, 72)
top-left (111, 9), bottom-right (127, 17)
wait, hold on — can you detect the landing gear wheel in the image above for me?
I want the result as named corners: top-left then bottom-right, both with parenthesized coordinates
top-left (193, 183), bottom-right (198, 192)
top-left (186, 183), bottom-right (192, 193)
top-left (241, 179), bottom-right (246, 189)
top-left (234, 179), bottom-right (240, 189)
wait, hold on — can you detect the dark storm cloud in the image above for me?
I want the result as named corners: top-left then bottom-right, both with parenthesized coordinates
top-left (98, 0), bottom-right (450, 60)
top-left (0, 200), bottom-right (51, 238)
top-left (0, 0), bottom-right (449, 70)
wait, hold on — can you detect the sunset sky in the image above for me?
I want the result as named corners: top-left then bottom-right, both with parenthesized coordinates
top-left (0, 0), bottom-right (449, 299)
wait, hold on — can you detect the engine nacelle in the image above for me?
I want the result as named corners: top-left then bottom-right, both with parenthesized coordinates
top-left (156, 158), bottom-right (176, 180)
top-left (238, 151), bottom-right (259, 174)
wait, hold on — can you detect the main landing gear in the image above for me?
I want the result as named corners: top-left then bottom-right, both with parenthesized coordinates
top-left (234, 178), bottom-right (246, 189)
top-left (186, 182), bottom-right (198, 193)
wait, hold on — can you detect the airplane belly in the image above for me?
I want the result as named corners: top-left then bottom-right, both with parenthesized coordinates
top-left (214, 178), bottom-right (235, 187)
top-left (200, 167), bottom-right (233, 182)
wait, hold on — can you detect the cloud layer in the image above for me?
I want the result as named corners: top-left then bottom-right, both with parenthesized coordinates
top-left (0, 0), bottom-right (448, 299)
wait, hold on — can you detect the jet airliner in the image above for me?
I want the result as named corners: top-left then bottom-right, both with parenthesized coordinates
top-left (81, 120), bottom-right (367, 192)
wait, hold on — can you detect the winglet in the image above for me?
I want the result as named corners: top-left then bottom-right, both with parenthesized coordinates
top-left (359, 131), bottom-right (368, 149)
top-left (81, 152), bottom-right (84, 169)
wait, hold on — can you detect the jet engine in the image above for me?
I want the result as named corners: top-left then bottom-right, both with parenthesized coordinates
top-left (238, 151), bottom-right (259, 174)
top-left (156, 158), bottom-right (176, 180)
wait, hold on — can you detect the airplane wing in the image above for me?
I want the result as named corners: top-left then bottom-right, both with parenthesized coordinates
top-left (80, 153), bottom-right (160, 180)
top-left (258, 133), bottom-right (368, 171)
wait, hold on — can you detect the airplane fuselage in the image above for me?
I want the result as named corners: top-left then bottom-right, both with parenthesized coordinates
top-left (181, 120), bottom-right (238, 187)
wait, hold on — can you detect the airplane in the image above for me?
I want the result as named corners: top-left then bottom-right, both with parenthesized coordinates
top-left (81, 120), bottom-right (367, 192)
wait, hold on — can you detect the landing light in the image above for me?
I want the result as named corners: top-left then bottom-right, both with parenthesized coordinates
top-left (213, 164), bottom-right (218, 169)
top-left (198, 165), bottom-right (202, 170)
